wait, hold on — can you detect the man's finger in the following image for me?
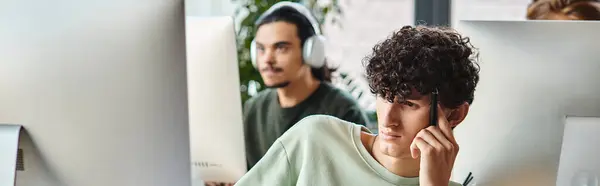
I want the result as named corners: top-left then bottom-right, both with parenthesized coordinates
top-left (426, 126), bottom-right (455, 152)
top-left (413, 137), bottom-right (433, 156)
top-left (410, 137), bottom-right (420, 159)
top-left (437, 104), bottom-right (456, 144)
top-left (417, 129), bottom-right (444, 151)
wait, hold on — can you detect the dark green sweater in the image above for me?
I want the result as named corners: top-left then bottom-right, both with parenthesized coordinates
top-left (242, 82), bottom-right (368, 170)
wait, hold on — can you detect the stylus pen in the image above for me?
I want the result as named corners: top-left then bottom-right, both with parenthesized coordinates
top-left (429, 88), bottom-right (439, 126)
top-left (462, 172), bottom-right (473, 186)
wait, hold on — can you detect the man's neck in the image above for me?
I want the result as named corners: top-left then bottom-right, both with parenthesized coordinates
top-left (371, 137), bottom-right (421, 178)
top-left (276, 76), bottom-right (320, 108)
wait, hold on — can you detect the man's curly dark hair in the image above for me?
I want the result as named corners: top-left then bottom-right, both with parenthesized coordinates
top-left (364, 25), bottom-right (480, 109)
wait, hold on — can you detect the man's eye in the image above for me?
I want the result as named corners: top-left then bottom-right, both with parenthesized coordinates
top-left (276, 46), bottom-right (288, 52)
top-left (400, 101), bottom-right (415, 107)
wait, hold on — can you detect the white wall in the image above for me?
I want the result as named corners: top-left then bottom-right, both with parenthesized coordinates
top-left (185, 0), bottom-right (236, 17)
top-left (324, 0), bottom-right (414, 75)
top-left (324, 0), bottom-right (414, 111)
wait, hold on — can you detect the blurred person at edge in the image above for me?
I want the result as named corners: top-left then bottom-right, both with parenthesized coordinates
top-left (527, 0), bottom-right (600, 20)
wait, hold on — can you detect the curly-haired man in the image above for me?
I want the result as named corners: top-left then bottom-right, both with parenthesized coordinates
top-left (235, 25), bottom-right (480, 186)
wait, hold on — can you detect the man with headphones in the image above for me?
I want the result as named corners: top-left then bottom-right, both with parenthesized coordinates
top-left (243, 2), bottom-right (368, 170)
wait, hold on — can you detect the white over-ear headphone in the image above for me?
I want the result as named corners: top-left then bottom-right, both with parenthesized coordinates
top-left (250, 1), bottom-right (326, 69)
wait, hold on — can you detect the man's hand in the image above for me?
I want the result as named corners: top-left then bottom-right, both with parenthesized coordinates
top-left (410, 105), bottom-right (459, 186)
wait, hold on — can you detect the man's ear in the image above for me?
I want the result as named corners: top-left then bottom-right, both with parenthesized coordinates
top-left (447, 102), bottom-right (470, 128)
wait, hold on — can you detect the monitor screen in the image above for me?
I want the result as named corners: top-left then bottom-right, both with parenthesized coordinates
top-left (453, 20), bottom-right (600, 186)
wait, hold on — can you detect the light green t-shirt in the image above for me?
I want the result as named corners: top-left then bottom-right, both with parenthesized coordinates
top-left (235, 115), bottom-right (462, 186)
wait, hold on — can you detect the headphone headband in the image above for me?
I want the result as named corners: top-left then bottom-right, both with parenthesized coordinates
top-left (255, 1), bottom-right (322, 35)
top-left (250, 2), bottom-right (327, 69)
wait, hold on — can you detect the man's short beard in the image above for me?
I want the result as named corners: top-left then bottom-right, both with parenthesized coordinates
top-left (265, 81), bottom-right (290, 88)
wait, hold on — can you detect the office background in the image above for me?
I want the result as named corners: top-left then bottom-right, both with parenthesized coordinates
top-left (186, 0), bottom-right (534, 127)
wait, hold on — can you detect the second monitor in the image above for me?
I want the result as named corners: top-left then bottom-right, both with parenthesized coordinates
top-left (186, 16), bottom-right (247, 184)
top-left (452, 20), bottom-right (600, 186)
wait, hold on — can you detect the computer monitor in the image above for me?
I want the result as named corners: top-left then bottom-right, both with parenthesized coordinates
top-left (558, 116), bottom-right (600, 186)
top-left (452, 20), bottom-right (600, 186)
top-left (185, 16), bottom-right (247, 185)
top-left (0, 1), bottom-right (191, 186)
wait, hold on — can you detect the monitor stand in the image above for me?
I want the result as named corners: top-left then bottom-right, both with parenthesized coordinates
top-left (0, 124), bottom-right (23, 186)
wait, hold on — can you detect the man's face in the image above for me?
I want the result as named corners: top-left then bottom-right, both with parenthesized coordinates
top-left (254, 21), bottom-right (307, 88)
top-left (375, 90), bottom-right (453, 158)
